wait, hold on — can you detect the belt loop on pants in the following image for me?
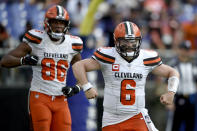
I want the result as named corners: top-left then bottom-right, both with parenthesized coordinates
top-left (52, 96), bottom-right (56, 101)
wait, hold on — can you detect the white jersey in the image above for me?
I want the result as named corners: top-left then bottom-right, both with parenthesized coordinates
top-left (23, 29), bottom-right (83, 96)
top-left (92, 47), bottom-right (162, 127)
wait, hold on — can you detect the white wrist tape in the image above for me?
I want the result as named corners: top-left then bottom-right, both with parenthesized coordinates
top-left (82, 82), bottom-right (93, 92)
top-left (168, 76), bottom-right (179, 93)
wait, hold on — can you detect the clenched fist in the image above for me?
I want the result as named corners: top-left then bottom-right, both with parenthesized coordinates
top-left (160, 91), bottom-right (175, 105)
top-left (21, 55), bottom-right (38, 65)
top-left (62, 85), bottom-right (81, 97)
top-left (85, 88), bottom-right (98, 99)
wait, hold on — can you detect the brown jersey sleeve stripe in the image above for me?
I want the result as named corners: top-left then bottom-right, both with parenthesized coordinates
top-left (72, 43), bottom-right (83, 51)
top-left (144, 57), bottom-right (161, 64)
top-left (143, 56), bottom-right (162, 66)
top-left (144, 60), bottom-right (162, 66)
top-left (24, 32), bottom-right (42, 44)
top-left (93, 50), bottom-right (115, 64)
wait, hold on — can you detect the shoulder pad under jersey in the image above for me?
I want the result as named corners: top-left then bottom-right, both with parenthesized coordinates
top-left (69, 35), bottom-right (83, 52)
top-left (142, 49), bottom-right (162, 66)
top-left (93, 47), bottom-right (115, 64)
top-left (23, 29), bottom-right (43, 44)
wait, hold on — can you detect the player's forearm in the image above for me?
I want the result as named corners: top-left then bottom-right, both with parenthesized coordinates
top-left (72, 61), bottom-right (89, 85)
top-left (0, 55), bottom-right (21, 68)
top-left (167, 68), bottom-right (180, 93)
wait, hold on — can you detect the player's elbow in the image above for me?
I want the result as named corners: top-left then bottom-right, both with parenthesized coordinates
top-left (174, 69), bottom-right (180, 78)
top-left (0, 56), bottom-right (13, 68)
top-left (170, 67), bottom-right (180, 78)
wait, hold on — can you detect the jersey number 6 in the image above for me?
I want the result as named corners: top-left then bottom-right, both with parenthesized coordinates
top-left (120, 79), bottom-right (136, 105)
top-left (41, 58), bottom-right (68, 82)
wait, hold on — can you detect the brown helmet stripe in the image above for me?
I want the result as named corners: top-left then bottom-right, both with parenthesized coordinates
top-left (129, 22), bottom-right (133, 34)
top-left (56, 6), bottom-right (59, 16)
top-left (56, 5), bottom-right (64, 17)
top-left (124, 22), bottom-right (128, 35)
top-left (124, 21), bottom-right (134, 36)
top-left (61, 6), bottom-right (64, 16)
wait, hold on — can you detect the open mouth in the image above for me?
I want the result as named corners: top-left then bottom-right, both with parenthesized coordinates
top-left (53, 28), bottom-right (64, 33)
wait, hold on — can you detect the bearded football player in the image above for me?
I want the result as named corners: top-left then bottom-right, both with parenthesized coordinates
top-left (67, 21), bottom-right (180, 131)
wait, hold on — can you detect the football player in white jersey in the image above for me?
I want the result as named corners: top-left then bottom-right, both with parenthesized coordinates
top-left (69, 21), bottom-right (180, 131)
top-left (0, 5), bottom-right (96, 131)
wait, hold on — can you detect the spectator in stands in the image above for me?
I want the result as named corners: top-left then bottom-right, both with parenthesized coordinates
top-left (182, 14), bottom-right (197, 50)
top-left (19, 21), bottom-right (33, 42)
top-left (0, 23), bottom-right (16, 85)
top-left (167, 40), bottom-right (197, 131)
top-left (0, 5), bottom-right (97, 131)
top-left (18, 21), bottom-right (33, 83)
top-left (0, 23), bottom-right (19, 49)
top-left (0, 23), bottom-right (9, 49)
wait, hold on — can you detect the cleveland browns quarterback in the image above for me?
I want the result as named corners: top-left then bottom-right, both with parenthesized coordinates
top-left (69, 21), bottom-right (180, 131)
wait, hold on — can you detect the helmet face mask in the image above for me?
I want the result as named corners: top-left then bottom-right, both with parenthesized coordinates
top-left (114, 21), bottom-right (142, 60)
top-left (44, 5), bottom-right (70, 40)
top-left (48, 19), bottom-right (69, 33)
top-left (118, 38), bottom-right (140, 51)
top-left (116, 38), bottom-right (141, 58)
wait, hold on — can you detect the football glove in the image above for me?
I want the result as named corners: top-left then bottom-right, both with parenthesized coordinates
top-left (20, 55), bottom-right (38, 66)
top-left (62, 85), bottom-right (81, 97)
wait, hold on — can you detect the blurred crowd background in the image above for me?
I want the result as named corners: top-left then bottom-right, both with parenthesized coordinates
top-left (0, 0), bottom-right (197, 131)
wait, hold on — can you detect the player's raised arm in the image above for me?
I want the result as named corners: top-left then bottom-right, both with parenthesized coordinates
top-left (72, 58), bottom-right (100, 99)
top-left (152, 64), bottom-right (180, 105)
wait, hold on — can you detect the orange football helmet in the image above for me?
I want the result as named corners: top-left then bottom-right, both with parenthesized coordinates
top-left (114, 21), bottom-right (142, 60)
top-left (44, 5), bottom-right (70, 40)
